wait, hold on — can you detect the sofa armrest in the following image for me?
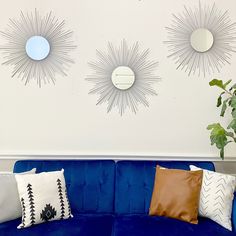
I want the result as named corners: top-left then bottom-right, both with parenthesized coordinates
top-left (232, 192), bottom-right (236, 232)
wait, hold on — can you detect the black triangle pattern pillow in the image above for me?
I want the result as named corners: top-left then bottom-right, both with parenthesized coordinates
top-left (15, 169), bottom-right (72, 229)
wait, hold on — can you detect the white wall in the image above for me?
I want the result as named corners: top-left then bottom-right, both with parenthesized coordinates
top-left (0, 160), bottom-right (15, 172)
top-left (0, 0), bottom-right (235, 159)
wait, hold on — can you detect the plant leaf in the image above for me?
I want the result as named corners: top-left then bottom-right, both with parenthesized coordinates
top-left (231, 96), bottom-right (236, 109)
top-left (232, 109), bottom-right (236, 118)
top-left (220, 100), bottom-right (227, 117)
top-left (207, 123), bottom-right (228, 159)
top-left (209, 79), bottom-right (225, 90)
top-left (228, 119), bottom-right (236, 132)
top-left (217, 96), bottom-right (222, 107)
top-left (207, 124), bottom-right (218, 130)
top-left (223, 80), bottom-right (232, 88)
top-left (217, 92), bottom-right (225, 107)
top-left (226, 131), bottom-right (235, 138)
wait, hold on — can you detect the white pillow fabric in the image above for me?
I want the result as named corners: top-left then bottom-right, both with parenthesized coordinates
top-left (0, 168), bottom-right (36, 223)
top-left (190, 165), bottom-right (236, 231)
top-left (15, 169), bottom-right (72, 229)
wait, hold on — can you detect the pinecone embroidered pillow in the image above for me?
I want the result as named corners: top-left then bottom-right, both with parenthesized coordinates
top-left (15, 169), bottom-right (72, 229)
top-left (190, 165), bottom-right (236, 231)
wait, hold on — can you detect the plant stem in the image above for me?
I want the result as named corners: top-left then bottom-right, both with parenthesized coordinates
top-left (223, 88), bottom-right (233, 97)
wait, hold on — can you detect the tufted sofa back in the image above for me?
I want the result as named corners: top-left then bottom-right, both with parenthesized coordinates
top-left (114, 161), bottom-right (215, 215)
top-left (14, 160), bottom-right (115, 214)
top-left (14, 160), bottom-right (215, 216)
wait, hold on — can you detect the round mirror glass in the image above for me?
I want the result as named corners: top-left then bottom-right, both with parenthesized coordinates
top-left (111, 66), bottom-right (135, 90)
top-left (26, 36), bottom-right (50, 61)
top-left (190, 28), bottom-right (214, 53)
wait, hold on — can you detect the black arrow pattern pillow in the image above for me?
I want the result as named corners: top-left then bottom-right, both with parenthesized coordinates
top-left (190, 165), bottom-right (236, 231)
top-left (15, 169), bottom-right (72, 229)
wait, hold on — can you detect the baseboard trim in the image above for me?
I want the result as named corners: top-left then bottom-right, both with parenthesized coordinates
top-left (0, 154), bottom-right (235, 162)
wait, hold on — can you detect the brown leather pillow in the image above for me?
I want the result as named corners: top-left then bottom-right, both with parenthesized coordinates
top-left (149, 166), bottom-right (203, 224)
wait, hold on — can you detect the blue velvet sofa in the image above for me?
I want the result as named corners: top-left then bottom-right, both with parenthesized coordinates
top-left (0, 160), bottom-right (235, 236)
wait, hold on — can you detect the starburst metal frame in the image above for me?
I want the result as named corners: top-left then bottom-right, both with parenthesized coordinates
top-left (86, 40), bottom-right (161, 116)
top-left (165, 1), bottom-right (236, 77)
top-left (0, 9), bottom-right (76, 87)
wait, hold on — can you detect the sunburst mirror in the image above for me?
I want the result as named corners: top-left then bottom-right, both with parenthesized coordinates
top-left (86, 40), bottom-right (161, 116)
top-left (165, 1), bottom-right (236, 77)
top-left (0, 9), bottom-right (76, 87)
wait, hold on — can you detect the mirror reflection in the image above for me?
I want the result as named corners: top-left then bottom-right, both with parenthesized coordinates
top-left (111, 66), bottom-right (135, 90)
top-left (190, 28), bottom-right (214, 53)
top-left (26, 36), bottom-right (50, 61)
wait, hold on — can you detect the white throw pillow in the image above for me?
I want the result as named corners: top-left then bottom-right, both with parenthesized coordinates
top-left (190, 165), bottom-right (236, 231)
top-left (15, 169), bottom-right (72, 229)
top-left (0, 168), bottom-right (36, 223)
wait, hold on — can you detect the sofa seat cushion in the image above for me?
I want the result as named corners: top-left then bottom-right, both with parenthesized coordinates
top-left (113, 215), bottom-right (236, 236)
top-left (0, 214), bottom-right (114, 236)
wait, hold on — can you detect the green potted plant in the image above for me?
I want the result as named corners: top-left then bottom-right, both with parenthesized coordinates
top-left (207, 79), bottom-right (236, 159)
